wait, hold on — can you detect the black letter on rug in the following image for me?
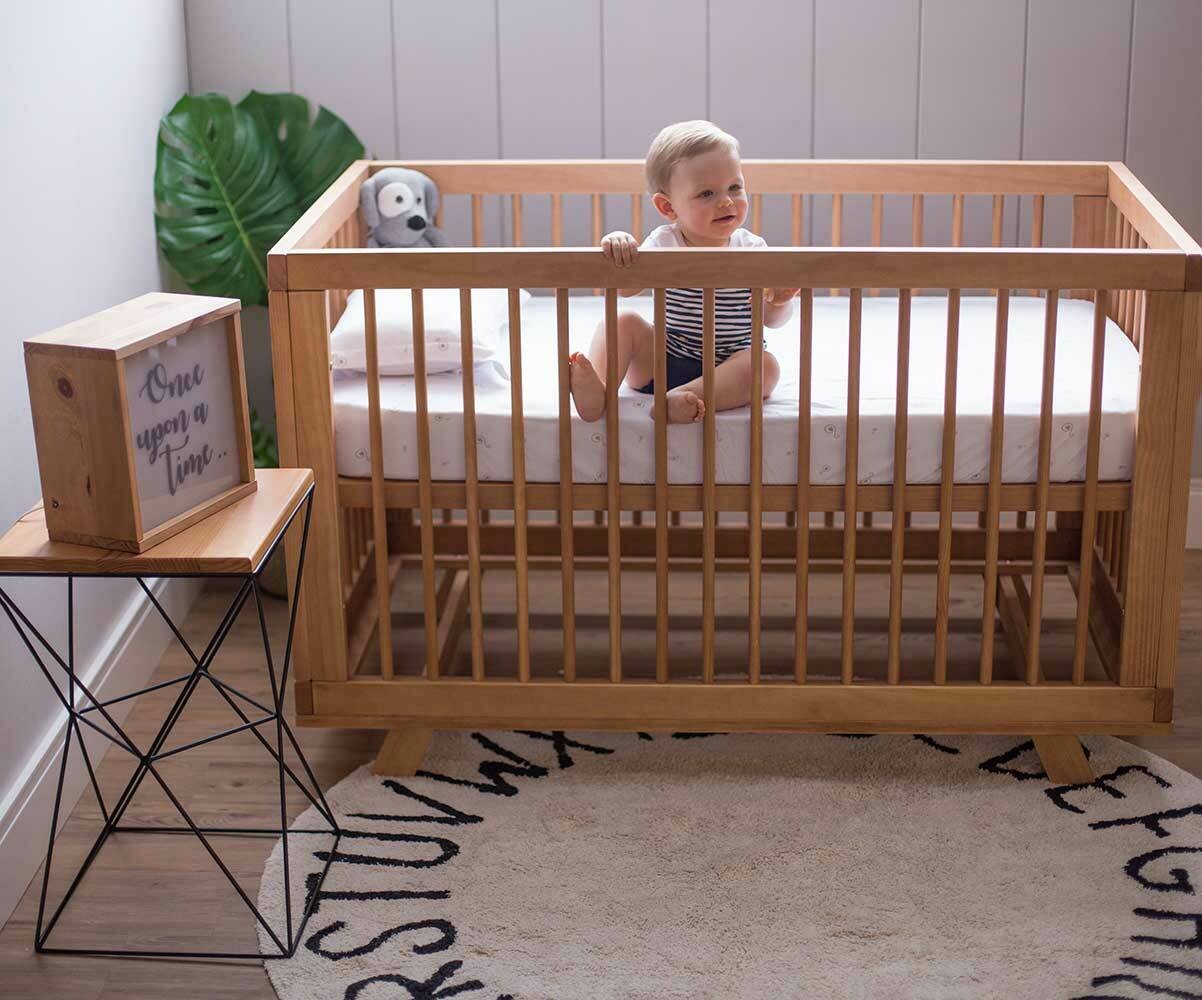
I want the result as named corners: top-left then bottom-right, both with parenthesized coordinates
top-left (416, 734), bottom-right (549, 797)
top-left (306, 918), bottom-right (455, 960)
top-left (1126, 848), bottom-right (1202, 896)
top-left (1046, 765), bottom-right (1173, 815)
top-left (350, 783), bottom-right (485, 826)
top-left (514, 730), bottom-right (615, 769)
top-left (343, 960), bottom-right (485, 999)
top-left (1093, 805), bottom-right (1202, 839)
top-left (1130, 907), bottom-right (1202, 949)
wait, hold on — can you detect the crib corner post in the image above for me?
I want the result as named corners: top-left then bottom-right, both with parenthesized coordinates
top-left (1120, 291), bottom-right (1187, 689)
top-left (283, 289), bottom-right (350, 693)
top-left (1148, 291), bottom-right (1202, 702)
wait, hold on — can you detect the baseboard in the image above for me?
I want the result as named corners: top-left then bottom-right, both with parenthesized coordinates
top-left (0, 577), bottom-right (203, 928)
top-left (1190, 479), bottom-right (1202, 549)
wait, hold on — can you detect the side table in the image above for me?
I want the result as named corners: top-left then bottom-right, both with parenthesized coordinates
top-left (0, 468), bottom-right (341, 960)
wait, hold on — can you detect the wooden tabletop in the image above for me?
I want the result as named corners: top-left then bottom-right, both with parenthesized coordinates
top-left (0, 468), bottom-right (314, 576)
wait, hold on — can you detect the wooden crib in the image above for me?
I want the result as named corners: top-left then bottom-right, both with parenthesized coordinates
top-left (267, 159), bottom-right (1201, 783)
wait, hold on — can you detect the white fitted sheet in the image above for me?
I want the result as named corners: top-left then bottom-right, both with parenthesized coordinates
top-left (332, 294), bottom-right (1138, 486)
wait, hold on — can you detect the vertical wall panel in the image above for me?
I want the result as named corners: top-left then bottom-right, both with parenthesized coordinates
top-left (603, 0), bottom-right (705, 156)
top-left (1127, 0), bottom-right (1202, 242)
top-left (813, 0), bottom-right (920, 246)
top-left (186, 0), bottom-right (291, 97)
top-left (499, 0), bottom-right (602, 246)
top-left (1022, 0), bottom-right (1133, 246)
top-left (1126, 0), bottom-right (1202, 473)
top-left (710, 0), bottom-right (814, 245)
top-left (393, 0), bottom-right (503, 245)
top-left (290, 0), bottom-right (395, 159)
top-left (919, 0), bottom-right (1025, 246)
top-left (602, 0), bottom-right (706, 238)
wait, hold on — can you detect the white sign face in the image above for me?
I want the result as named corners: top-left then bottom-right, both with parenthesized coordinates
top-left (125, 319), bottom-right (242, 532)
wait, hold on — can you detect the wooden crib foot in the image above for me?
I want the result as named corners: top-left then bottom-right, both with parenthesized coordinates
top-left (372, 727), bottom-right (433, 776)
top-left (1032, 735), bottom-right (1093, 784)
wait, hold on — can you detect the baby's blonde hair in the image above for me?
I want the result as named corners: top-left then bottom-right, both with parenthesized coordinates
top-left (645, 120), bottom-right (740, 195)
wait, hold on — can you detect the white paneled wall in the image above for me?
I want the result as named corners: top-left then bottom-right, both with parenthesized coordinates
top-left (185, 0), bottom-right (1202, 463)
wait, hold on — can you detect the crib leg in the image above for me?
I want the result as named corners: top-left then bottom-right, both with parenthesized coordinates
top-left (1032, 735), bottom-right (1094, 784)
top-left (373, 727), bottom-right (433, 776)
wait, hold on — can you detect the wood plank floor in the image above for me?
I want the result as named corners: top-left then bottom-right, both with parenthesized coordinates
top-left (4, 554), bottom-right (1202, 999)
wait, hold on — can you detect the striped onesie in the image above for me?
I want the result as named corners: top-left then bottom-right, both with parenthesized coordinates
top-left (641, 223), bottom-right (767, 362)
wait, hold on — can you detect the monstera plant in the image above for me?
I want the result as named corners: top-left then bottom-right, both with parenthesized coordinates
top-left (154, 91), bottom-right (365, 307)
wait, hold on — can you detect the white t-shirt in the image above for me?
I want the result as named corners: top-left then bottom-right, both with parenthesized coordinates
top-left (639, 224), bottom-right (767, 361)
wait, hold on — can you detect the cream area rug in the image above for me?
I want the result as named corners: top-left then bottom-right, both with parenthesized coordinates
top-left (257, 731), bottom-right (1202, 999)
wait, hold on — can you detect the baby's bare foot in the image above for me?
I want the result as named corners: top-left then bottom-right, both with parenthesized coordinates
top-left (665, 390), bottom-right (705, 424)
top-left (569, 352), bottom-right (607, 422)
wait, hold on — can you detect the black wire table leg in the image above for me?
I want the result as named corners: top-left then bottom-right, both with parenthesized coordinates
top-left (7, 484), bottom-right (337, 962)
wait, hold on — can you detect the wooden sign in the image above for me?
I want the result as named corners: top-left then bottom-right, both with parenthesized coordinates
top-left (24, 293), bottom-right (257, 552)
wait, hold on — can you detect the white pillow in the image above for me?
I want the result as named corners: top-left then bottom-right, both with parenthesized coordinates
top-left (329, 288), bottom-right (529, 375)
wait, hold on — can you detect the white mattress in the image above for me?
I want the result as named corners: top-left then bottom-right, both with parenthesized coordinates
top-left (332, 294), bottom-right (1138, 485)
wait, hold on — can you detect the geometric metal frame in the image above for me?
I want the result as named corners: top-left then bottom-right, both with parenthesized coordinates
top-left (0, 483), bottom-right (341, 961)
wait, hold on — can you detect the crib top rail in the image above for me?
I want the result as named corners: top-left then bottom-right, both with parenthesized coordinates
top-left (268, 159), bottom-right (1202, 292)
top-left (364, 159), bottom-right (1110, 196)
top-left (278, 246), bottom-right (1184, 293)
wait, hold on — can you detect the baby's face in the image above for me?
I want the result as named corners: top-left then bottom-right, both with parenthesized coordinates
top-left (661, 148), bottom-right (748, 244)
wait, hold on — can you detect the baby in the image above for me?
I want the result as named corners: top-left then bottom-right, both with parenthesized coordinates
top-left (569, 120), bottom-right (797, 423)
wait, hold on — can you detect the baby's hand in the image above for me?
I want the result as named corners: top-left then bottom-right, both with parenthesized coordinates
top-left (764, 288), bottom-right (800, 304)
top-left (601, 231), bottom-right (638, 267)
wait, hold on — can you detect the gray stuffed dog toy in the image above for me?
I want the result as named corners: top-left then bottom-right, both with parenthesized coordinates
top-left (360, 167), bottom-right (448, 248)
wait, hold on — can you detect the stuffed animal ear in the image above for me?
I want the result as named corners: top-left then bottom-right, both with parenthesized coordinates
top-left (360, 175), bottom-right (382, 232)
top-left (422, 174), bottom-right (440, 221)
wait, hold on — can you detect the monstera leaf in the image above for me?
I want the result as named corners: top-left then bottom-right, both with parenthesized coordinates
top-left (154, 92), bottom-right (364, 307)
top-left (240, 91), bottom-right (365, 208)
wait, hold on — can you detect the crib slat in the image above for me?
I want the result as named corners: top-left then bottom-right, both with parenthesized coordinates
top-left (979, 289), bottom-right (1010, 684)
top-left (934, 289), bottom-right (961, 683)
top-left (510, 194), bottom-right (523, 247)
top-left (631, 193), bottom-right (643, 239)
top-left (556, 288), bottom-right (576, 680)
top-left (412, 290), bottom-right (439, 678)
top-left (1029, 195), bottom-right (1046, 296)
top-left (1124, 221), bottom-right (1137, 339)
top-left (992, 195), bottom-right (1004, 247)
top-left (471, 194), bottom-right (484, 248)
top-left (1117, 508), bottom-right (1130, 591)
top-left (654, 289), bottom-right (669, 682)
top-left (888, 289), bottom-right (911, 684)
top-left (791, 194), bottom-right (804, 245)
top-left (1073, 292), bottom-right (1108, 684)
top-left (952, 193), bottom-right (965, 247)
top-left (1026, 289), bottom-right (1059, 684)
top-left (509, 288), bottom-right (530, 682)
top-left (829, 193), bottom-right (843, 297)
top-left (749, 289), bottom-right (765, 683)
top-left (912, 195), bottom-right (924, 295)
top-left (591, 193), bottom-right (604, 296)
top-left (551, 194), bottom-right (564, 247)
top-left (870, 194), bottom-right (883, 297)
top-left (702, 287), bottom-right (717, 682)
top-left (751, 194), bottom-right (763, 235)
top-left (842, 289), bottom-right (863, 684)
top-left (605, 288), bottom-right (622, 682)
top-left (363, 290), bottom-right (394, 679)
top-left (1117, 219), bottom-right (1129, 336)
top-left (458, 290), bottom-right (486, 681)
top-left (795, 289), bottom-right (813, 682)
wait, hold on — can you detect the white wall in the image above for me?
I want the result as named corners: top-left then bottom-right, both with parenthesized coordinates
top-left (0, 2), bottom-right (198, 925)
